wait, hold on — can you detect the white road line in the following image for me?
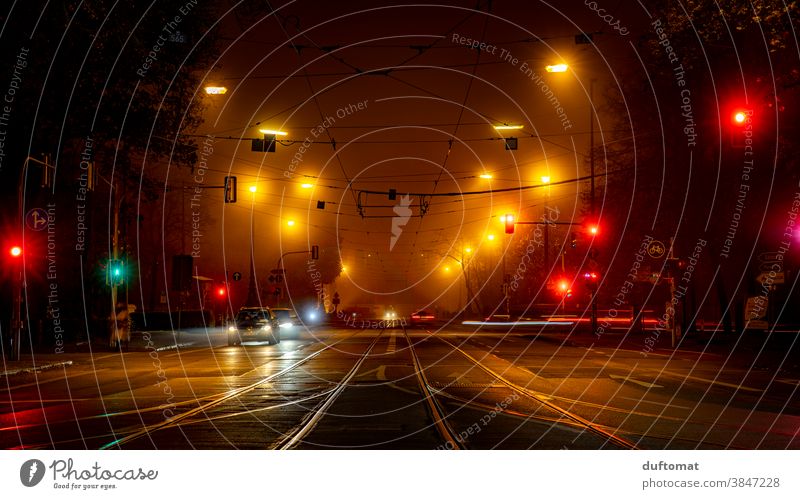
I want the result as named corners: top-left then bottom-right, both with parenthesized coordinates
top-left (387, 332), bottom-right (397, 353)
top-left (655, 369), bottom-right (763, 393)
top-left (609, 374), bottom-right (663, 389)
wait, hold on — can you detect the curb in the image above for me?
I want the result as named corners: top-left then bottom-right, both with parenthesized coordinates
top-left (0, 360), bottom-right (74, 377)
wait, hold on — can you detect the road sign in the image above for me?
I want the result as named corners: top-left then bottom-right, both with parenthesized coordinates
top-left (647, 240), bottom-right (666, 259)
top-left (25, 208), bottom-right (48, 231)
top-left (232, 272), bottom-right (242, 281)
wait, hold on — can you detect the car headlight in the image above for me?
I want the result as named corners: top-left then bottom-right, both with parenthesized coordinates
top-left (228, 326), bottom-right (236, 332)
top-left (261, 325), bottom-right (273, 331)
top-left (279, 322), bottom-right (293, 328)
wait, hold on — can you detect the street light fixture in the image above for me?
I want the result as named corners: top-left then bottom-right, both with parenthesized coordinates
top-left (249, 185), bottom-right (257, 193)
top-left (300, 183), bottom-right (313, 189)
top-left (479, 173), bottom-right (493, 179)
top-left (545, 63), bottom-right (569, 73)
top-left (204, 86), bottom-right (227, 95)
top-left (493, 124), bottom-right (524, 130)
top-left (286, 219), bottom-right (296, 227)
top-left (258, 129), bottom-right (288, 136)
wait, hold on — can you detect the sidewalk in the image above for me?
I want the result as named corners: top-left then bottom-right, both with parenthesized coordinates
top-left (0, 328), bottom-right (215, 377)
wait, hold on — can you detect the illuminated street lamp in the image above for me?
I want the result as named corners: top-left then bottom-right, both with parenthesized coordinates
top-left (545, 63), bottom-right (569, 73)
top-left (548, 63), bottom-right (596, 215)
top-left (487, 233), bottom-right (496, 241)
top-left (286, 219), bottom-right (296, 227)
top-left (204, 86), bottom-right (228, 95)
top-left (540, 175), bottom-right (551, 184)
top-left (301, 183), bottom-right (313, 189)
top-left (493, 124), bottom-right (524, 130)
top-left (249, 185), bottom-right (257, 193)
top-left (258, 129), bottom-right (288, 136)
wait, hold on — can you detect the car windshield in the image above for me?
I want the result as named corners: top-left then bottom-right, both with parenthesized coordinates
top-left (273, 310), bottom-right (292, 321)
top-left (236, 309), bottom-right (270, 325)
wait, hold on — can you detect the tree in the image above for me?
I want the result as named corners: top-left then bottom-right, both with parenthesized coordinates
top-left (0, 2), bottom-right (223, 343)
top-left (600, 1), bottom-right (800, 331)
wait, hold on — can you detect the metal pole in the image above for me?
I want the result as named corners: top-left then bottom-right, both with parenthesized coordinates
top-left (589, 78), bottom-right (596, 216)
top-left (246, 198), bottom-right (257, 307)
top-left (110, 183), bottom-right (121, 348)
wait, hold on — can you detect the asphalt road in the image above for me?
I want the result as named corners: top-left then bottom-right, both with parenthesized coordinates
top-left (1, 324), bottom-right (798, 450)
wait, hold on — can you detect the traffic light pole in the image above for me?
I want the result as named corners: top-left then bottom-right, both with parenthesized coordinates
top-left (9, 260), bottom-right (22, 361)
top-left (11, 156), bottom-right (56, 360)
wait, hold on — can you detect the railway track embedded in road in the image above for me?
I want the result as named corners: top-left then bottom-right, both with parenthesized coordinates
top-left (428, 331), bottom-right (640, 450)
top-left (402, 326), bottom-right (464, 450)
top-left (100, 331), bottom-right (364, 450)
top-left (273, 329), bottom-right (385, 449)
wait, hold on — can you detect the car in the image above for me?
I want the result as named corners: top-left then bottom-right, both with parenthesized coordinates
top-left (271, 307), bottom-right (301, 328)
top-left (228, 307), bottom-right (280, 346)
top-left (409, 309), bottom-right (436, 326)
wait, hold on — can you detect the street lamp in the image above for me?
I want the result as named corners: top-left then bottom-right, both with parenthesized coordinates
top-left (545, 63), bottom-right (568, 73)
top-left (204, 86), bottom-right (227, 95)
top-left (547, 63), bottom-right (596, 215)
top-left (493, 124), bottom-right (524, 130)
top-left (246, 186), bottom-right (258, 306)
top-left (258, 129), bottom-right (288, 136)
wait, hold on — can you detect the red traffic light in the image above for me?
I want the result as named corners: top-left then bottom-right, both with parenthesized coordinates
top-left (731, 108), bottom-right (752, 126)
top-left (215, 286), bottom-right (227, 298)
top-left (504, 214), bottom-right (515, 234)
top-left (557, 278), bottom-right (572, 297)
top-left (587, 224), bottom-right (599, 236)
top-left (9, 245), bottom-right (22, 258)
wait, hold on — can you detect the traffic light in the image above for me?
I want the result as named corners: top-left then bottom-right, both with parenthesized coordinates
top-left (224, 176), bottom-right (237, 203)
top-left (664, 258), bottom-right (686, 274)
top-left (729, 107), bottom-right (752, 148)
top-left (557, 278), bottom-right (573, 298)
top-left (587, 223), bottom-right (599, 236)
top-left (504, 214), bottom-right (515, 234)
top-left (107, 259), bottom-right (125, 286)
top-left (9, 245), bottom-right (22, 258)
top-left (583, 271), bottom-right (599, 290)
top-left (215, 286), bottom-right (227, 298)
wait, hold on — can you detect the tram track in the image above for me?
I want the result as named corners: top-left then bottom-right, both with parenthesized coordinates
top-left (100, 332), bottom-right (363, 449)
top-left (426, 330), bottom-right (640, 450)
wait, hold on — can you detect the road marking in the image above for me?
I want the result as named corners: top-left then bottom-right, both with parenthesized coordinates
top-left (355, 365), bottom-right (388, 381)
top-left (609, 374), bottom-right (663, 389)
top-left (619, 396), bottom-right (691, 410)
top-left (387, 332), bottom-right (397, 353)
top-left (655, 369), bottom-right (763, 393)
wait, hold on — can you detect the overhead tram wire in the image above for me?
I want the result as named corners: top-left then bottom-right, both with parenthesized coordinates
top-left (265, 3), bottom-right (362, 208)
